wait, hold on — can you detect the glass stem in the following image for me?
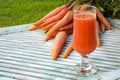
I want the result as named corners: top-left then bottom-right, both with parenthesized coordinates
top-left (79, 55), bottom-right (97, 75)
top-left (81, 55), bottom-right (92, 74)
top-left (82, 56), bottom-right (90, 66)
top-left (74, 54), bottom-right (97, 75)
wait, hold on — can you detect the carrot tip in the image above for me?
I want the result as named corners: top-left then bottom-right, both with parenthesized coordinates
top-left (62, 56), bottom-right (67, 58)
top-left (97, 45), bottom-right (101, 47)
top-left (51, 57), bottom-right (57, 60)
top-left (109, 27), bottom-right (113, 30)
top-left (27, 25), bottom-right (37, 31)
top-left (27, 27), bottom-right (33, 31)
top-left (51, 55), bottom-right (57, 60)
top-left (45, 35), bottom-right (53, 41)
top-left (44, 38), bottom-right (48, 42)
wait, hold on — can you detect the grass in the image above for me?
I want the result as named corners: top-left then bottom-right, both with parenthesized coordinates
top-left (0, 0), bottom-right (68, 28)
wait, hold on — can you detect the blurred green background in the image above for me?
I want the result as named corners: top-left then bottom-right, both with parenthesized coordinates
top-left (0, 0), bottom-right (68, 28)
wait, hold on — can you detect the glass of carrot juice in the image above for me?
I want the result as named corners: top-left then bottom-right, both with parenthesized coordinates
top-left (73, 6), bottom-right (99, 76)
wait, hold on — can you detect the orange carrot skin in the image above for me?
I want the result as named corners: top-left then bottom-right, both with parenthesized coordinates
top-left (79, 4), bottom-right (88, 11)
top-left (51, 31), bottom-right (59, 38)
top-left (27, 5), bottom-right (66, 31)
top-left (79, 0), bottom-right (93, 11)
top-left (79, 4), bottom-right (89, 11)
top-left (62, 43), bottom-right (73, 58)
top-left (100, 21), bottom-right (105, 33)
top-left (96, 9), bottom-right (113, 30)
top-left (60, 22), bottom-right (73, 31)
top-left (40, 7), bottom-right (69, 27)
top-left (27, 25), bottom-right (38, 31)
top-left (45, 10), bottom-right (73, 41)
top-left (42, 20), bottom-right (59, 31)
top-left (51, 31), bottom-right (67, 60)
top-left (34, 5), bottom-right (67, 27)
top-left (73, 3), bottom-right (80, 10)
top-left (96, 21), bottom-right (101, 47)
top-left (50, 29), bottom-right (73, 39)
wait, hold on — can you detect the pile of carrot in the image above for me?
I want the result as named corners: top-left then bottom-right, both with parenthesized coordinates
top-left (27, 0), bottom-right (113, 60)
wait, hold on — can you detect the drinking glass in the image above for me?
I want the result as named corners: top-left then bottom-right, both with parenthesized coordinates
top-left (73, 6), bottom-right (102, 79)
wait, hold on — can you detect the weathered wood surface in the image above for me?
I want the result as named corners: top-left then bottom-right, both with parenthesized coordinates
top-left (0, 23), bottom-right (120, 80)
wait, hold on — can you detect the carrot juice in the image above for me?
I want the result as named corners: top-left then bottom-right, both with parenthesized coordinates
top-left (73, 13), bottom-right (96, 55)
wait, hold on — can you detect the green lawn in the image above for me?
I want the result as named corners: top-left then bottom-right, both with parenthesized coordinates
top-left (0, 0), bottom-right (68, 27)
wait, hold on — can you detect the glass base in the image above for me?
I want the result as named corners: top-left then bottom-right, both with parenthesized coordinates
top-left (74, 64), bottom-right (102, 80)
top-left (74, 55), bottom-right (102, 80)
top-left (74, 63), bottom-right (97, 76)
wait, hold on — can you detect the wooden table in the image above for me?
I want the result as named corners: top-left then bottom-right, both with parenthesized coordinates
top-left (0, 24), bottom-right (120, 80)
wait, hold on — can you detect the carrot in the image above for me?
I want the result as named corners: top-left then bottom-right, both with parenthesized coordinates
top-left (79, 4), bottom-right (89, 11)
top-left (73, 3), bottom-right (80, 10)
top-left (51, 29), bottom-right (73, 39)
top-left (52, 29), bottom-right (73, 38)
top-left (79, 0), bottom-right (93, 11)
top-left (60, 22), bottom-right (73, 31)
top-left (45, 10), bottom-right (73, 41)
top-left (41, 20), bottom-right (59, 31)
top-left (41, 7), bottom-right (69, 27)
top-left (96, 9), bottom-right (113, 30)
top-left (96, 21), bottom-right (101, 47)
top-left (51, 31), bottom-right (67, 60)
top-left (27, 5), bottom-right (66, 31)
top-left (62, 43), bottom-right (73, 58)
top-left (100, 21), bottom-right (105, 33)
top-left (51, 31), bottom-right (59, 39)
top-left (35, 5), bottom-right (67, 26)
top-left (27, 25), bottom-right (38, 31)
top-left (34, 0), bottom-right (75, 27)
